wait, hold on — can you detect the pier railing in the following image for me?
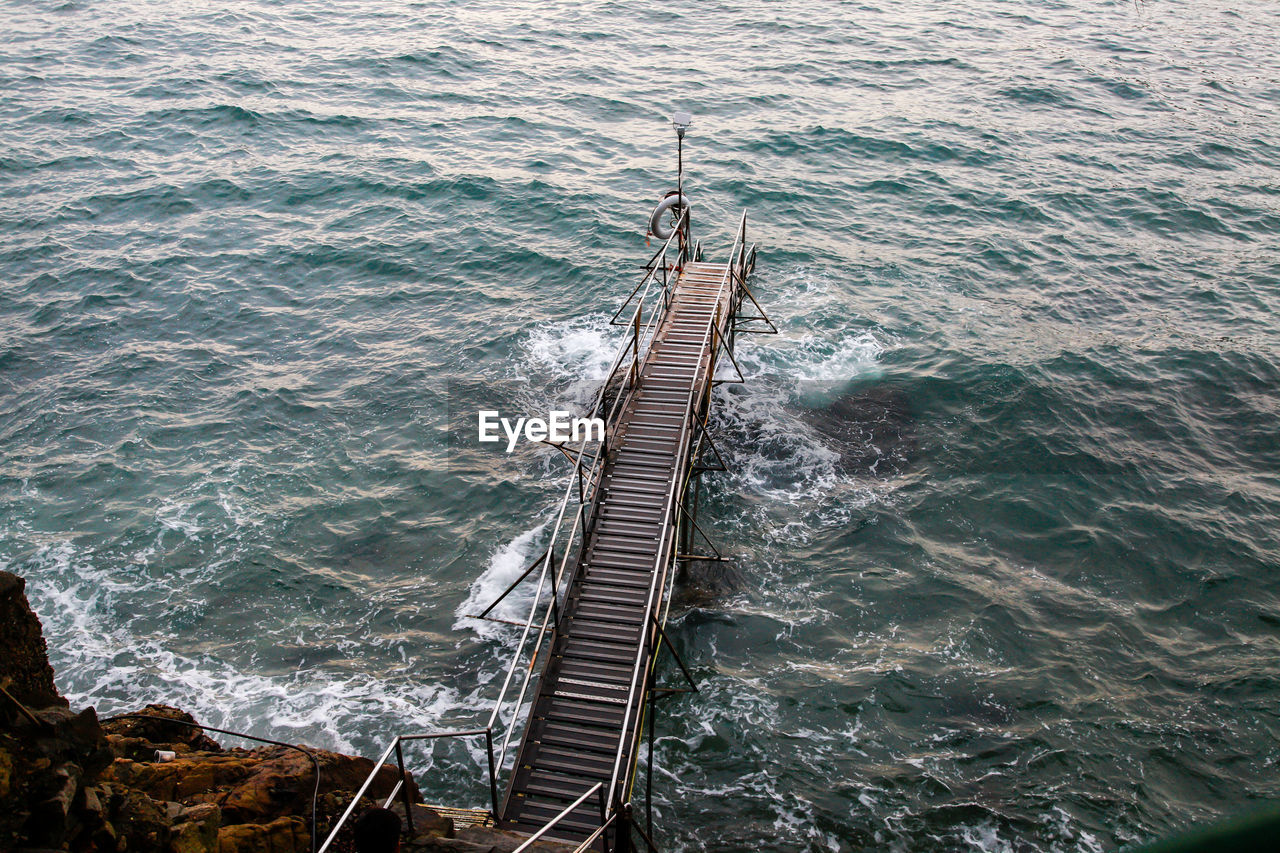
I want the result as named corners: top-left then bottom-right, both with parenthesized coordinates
top-left (317, 208), bottom-right (697, 853)
top-left (603, 209), bottom-right (750, 821)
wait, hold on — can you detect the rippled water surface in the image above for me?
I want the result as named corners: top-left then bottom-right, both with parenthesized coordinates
top-left (3, 0), bottom-right (1280, 849)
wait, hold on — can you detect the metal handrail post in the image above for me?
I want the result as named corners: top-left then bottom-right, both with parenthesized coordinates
top-left (394, 740), bottom-right (415, 836)
top-left (485, 728), bottom-right (500, 816)
top-left (599, 785), bottom-right (609, 853)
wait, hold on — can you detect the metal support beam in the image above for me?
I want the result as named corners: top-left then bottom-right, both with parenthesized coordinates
top-left (648, 613), bottom-right (698, 694)
top-left (468, 546), bottom-right (549, 621)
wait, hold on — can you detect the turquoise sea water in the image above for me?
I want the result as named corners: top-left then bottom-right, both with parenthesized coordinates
top-left (3, 0), bottom-right (1280, 849)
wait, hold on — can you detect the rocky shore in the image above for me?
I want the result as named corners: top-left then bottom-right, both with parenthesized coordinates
top-left (0, 571), bottom-right (571, 853)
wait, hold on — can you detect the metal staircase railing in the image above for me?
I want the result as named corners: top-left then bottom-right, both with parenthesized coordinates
top-left (316, 209), bottom-right (694, 853)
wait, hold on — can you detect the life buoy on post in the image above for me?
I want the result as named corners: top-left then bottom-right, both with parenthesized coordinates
top-left (648, 191), bottom-right (689, 241)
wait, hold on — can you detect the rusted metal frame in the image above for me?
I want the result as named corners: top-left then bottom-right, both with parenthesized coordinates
top-left (604, 211), bottom-right (748, 814)
top-left (632, 815), bottom-right (662, 853)
top-left (730, 244), bottom-right (774, 335)
top-left (675, 501), bottom-right (724, 562)
top-left (688, 413), bottom-right (729, 473)
top-left (710, 321), bottom-right (745, 386)
top-left (534, 440), bottom-right (591, 469)
top-left (648, 611), bottom-right (698, 694)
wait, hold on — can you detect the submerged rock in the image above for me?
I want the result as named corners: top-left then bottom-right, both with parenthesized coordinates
top-left (804, 385), bottom-right (916, 477)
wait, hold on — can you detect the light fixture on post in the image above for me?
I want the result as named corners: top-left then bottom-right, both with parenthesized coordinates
top-left (672, 110), bottom-right (693, 243)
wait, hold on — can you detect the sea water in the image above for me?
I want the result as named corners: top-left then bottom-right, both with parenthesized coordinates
top-left (2, 1), bottom-right (1279, 849)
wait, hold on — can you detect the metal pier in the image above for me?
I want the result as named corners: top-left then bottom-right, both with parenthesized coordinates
top-left (499, 256), bottom-right (743, 843)
top-left (319, 206), bottom-right (774, 853)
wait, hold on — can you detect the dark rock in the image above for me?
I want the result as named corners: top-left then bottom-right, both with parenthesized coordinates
top-left (27, 762), bottom-right (79, 848)
top-left (102, 704), bottom-right (223, 754)
top-left (0, 571), bottom-right (67, 709)
top-left (110, 784), bottom-right (169, 851)
top-left (804, 385), bottom-right (916, 477)
top-left (398, 802), bottom-right (453, 840)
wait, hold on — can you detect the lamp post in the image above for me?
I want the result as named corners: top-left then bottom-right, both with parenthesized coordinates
top-left (672, 110), bottom-right (692, 246)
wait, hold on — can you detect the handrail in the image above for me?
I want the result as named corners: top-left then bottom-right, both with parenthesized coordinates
top-left (316, 728), bottom-right (497, 853)
top-left (318, 206), bottom-right (696, 851)
top-left (509, 782), bottom-right (605, 853)
top-left (604, 210), bottom-right (748, 817)
top-left (570, 813), bottom-right (619, 853)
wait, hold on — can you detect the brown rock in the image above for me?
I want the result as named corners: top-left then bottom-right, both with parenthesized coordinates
top-left (0, 745), bottom-right (12, 799)
top-left (217, 815), bottom-right (308, 853)
top-left (182, 802), bottom-right (223, 825)
top-left (0, 576), bottom-right (449, 853)
top-left (110, 784), bottom-right (170, 851)
top-left (102, 705), bottom-right (223, 753)
top-left (406, 802), bottom-right (453, 840)
top-left (103, 752), bottom-right (257, 803)
top-left (170, 803), bottom-right (222, 853)
top-left (0, 571), bottom-right (67, 709)
top-left (216, 746), bottom-right (413, 826)
top-left (406, 826), bottom-right (578, 853)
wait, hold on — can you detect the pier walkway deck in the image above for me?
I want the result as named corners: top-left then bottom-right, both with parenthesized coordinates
top-left (498, 259), bottom-right (739, 843)
top-left (320, 210), bottom-right (770, 853)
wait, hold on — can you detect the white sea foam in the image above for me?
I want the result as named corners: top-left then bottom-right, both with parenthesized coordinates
top-left (156, 498), bottom-right (203, 539)
top-left (522, 313), bottom-right (618, 382)
top-left (17, 536), bottom-right (479, 758)
top-left (454, 521), bottom-right (551, 643)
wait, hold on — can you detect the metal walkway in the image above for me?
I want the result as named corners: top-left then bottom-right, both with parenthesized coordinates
top-left (498, 259), bottom-right (739, 842)
top-left (320, 209), bottom-right (773, 853)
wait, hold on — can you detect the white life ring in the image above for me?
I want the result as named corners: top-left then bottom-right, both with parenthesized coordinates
top-left (648, 192), bottom-right (689, 240)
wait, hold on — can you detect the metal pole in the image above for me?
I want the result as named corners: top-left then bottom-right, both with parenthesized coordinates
top-left (646, 667), bottom-right (655, 844)
top-left (599, 786), bottom-right (610, 853)
top-left (631, 297), bottom-right (641, 386)
top-left (395, 740), bottom-right (415, 836)
top-left (485, 729), bottom-right (500, 818)
top-left (616, 799), bottom-right (634, 853)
